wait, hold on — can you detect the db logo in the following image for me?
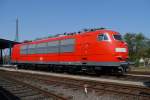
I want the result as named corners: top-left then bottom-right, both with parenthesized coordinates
top-left (40, 57), bottom-right (43, 61)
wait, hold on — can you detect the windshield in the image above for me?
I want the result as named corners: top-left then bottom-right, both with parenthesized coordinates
top-left (113, 34), bottom-right (122, 40)
top-left (98, 34), bottom-right (108, 41)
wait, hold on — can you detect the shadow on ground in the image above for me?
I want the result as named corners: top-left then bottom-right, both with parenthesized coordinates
top-left (0, 87), bottom-right (20, 100)
top-left (143, 81), bottom-right (150, 87)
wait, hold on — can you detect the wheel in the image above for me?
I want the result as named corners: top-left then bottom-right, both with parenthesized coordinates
top-left (95, 70), bottom-right (102, 76)
top-left (125, 66), bottom-right (131, 72)
top-left (17, 65), bottom-right (22, 69)
top-left (67, 66), bottom-right (77, 74)
top-left (118, 66), bottom-right (126, 75)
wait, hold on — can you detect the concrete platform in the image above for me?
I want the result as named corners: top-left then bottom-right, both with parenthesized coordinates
top-left (0, 67), bottom-right (149, 88)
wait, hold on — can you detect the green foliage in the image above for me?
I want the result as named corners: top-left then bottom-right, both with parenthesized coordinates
top-left (123, 33), bottom-right (150, 66)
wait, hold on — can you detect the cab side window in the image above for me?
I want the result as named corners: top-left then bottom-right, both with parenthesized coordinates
top-left (113, 34), bottom-right (122, 41)
top-left (98, 34), bottom-right (108, 41)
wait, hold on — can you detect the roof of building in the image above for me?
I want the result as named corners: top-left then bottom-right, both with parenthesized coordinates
top-left (0, 38), bottom-right (20, 49)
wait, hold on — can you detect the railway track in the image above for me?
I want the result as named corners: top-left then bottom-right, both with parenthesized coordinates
top-left (0, 69), bottom-right (150, 100)
top-left (128, 71), bottom-right (150, 75)
top-left (0, 72), bottom-right (69, 100)
top-left (21, 66), bottom-right (150, 83)
top-left (2, 65), bottom-right (150, 82)
top-left (91, 73), bottom-right (150, 83)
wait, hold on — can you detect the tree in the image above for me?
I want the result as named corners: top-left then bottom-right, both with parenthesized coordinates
top-left (123, 33), bottom-right (149, 66)
top-left (123, 33), bottom-right (136, 61)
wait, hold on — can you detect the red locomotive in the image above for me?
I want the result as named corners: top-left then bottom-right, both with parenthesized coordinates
top-left (11, 29), bottom-right (129, 74)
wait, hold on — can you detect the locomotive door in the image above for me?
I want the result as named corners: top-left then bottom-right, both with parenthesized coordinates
top-left (81, 35), bottom-right (91, 62)
top-left (81, 43), bottom-right (89, 61)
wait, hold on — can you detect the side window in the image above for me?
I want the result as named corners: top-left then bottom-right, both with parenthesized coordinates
top-left (28, 44), bottom-right (36, 54)
top-left (60, 39), bottom-right (75, 53)
top-left (36, 43), bottom-right (48, 54)
top-left (21, 45), bottom-right (28, 54)
top-left (98, 34), bottom-right (108, 41)
top-left (47, 41), bottom-right (59, 53)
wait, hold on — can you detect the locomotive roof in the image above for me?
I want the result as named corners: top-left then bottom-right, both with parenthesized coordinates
top-left (21, 29), bottom-right (119, 45)
top-left (0, 38), bottom-right (20, 49)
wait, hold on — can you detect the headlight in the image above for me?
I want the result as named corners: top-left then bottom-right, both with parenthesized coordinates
top-left (115, 48), bottom-right (126, 52)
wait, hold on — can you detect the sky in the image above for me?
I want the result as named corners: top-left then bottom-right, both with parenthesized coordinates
top-left (0, 0), bottom-right (150, 42)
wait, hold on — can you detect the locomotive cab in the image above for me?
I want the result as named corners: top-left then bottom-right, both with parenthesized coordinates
top-left (112, 33), bottom-right (129, 74)
top-left (96, 30), bottom-right (129, 74)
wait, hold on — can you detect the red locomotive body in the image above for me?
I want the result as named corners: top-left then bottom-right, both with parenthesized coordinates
top-left (11, 29), bottom-right (129, 74)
